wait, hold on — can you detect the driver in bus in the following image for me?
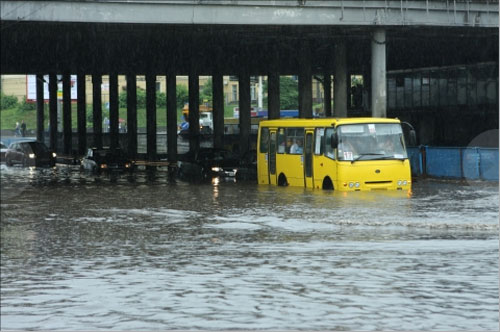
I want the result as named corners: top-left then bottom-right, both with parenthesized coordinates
top-left (338, 139), bottom-right (357, 160)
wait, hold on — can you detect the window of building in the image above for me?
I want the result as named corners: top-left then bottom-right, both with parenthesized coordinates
top-left (232, 85), bottom-right (238, 102)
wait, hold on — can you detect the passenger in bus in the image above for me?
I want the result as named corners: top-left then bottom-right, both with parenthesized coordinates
top-left (290, 138), bottom-right (303, 154)
top-left (286, 138), bottom-right (293, 153)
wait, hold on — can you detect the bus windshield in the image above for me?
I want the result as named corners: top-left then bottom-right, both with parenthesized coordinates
top-left (337, 123), bottom-right (407, 161)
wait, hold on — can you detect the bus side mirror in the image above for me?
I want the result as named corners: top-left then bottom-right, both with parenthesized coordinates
top-left (330, 134), bottom-right (338, 148)
top-left (409, 129), bottom-right (417, 146)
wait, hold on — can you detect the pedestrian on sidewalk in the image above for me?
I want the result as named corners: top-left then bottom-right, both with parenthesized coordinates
top-left (15, 121), bottom-right (21, 136)
top-left (21, 120), bottom-right (27, 137)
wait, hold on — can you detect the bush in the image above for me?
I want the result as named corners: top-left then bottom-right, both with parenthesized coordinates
top-left (157, 92), bottom-right (166, 108)
top-left (0, 93), bottom-right (19, 109)
top-left (118, 85), bottom-right (189, 110)
top-left (18, 97), bottom-right (36, 112)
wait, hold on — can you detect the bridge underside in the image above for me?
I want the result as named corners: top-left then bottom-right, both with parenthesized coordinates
top-left (1, 22), bottom-right (497, 75)
top-left (1, 19), bottom-right (498, 164)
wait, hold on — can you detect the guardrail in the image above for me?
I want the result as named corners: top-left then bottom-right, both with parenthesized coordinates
top-left (408, 146), bottom-right (499, 181)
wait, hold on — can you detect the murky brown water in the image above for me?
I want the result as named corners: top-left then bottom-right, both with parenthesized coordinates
top-left (1, 164), bottom-right (498, 330)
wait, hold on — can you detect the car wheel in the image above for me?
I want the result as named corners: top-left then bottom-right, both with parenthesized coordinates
top-left (200, 166), bottom-right (210, 180)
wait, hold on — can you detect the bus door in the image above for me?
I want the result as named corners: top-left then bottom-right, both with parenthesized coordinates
top-left (304, 130), bottom-right (314, 188)
top-left (269, 130), bottom-right (278, 185)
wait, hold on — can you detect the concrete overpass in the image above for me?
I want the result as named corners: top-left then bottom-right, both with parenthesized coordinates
top-left (1, 0), bottom-right (498, 163)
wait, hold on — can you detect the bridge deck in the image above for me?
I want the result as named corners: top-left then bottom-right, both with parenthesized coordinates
top-left (1, 0), bottom-right (498, 28)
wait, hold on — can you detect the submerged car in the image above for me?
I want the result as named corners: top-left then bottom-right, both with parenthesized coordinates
top-left (178, 148), bottom-right (240, 180)
top-left (0, 141), bottom-right (7, 162)
top-left (5, 141), bottom-right (56, 167)
top-left (81, 147), bottom-right (134, 173)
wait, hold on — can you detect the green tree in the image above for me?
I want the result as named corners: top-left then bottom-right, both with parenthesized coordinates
top-left (199, 78), bottom-right (213, 106)
top-left (176, 84), bottom-right (188, 109)
top-left (119, 85), bottom-right (188, 110)
top-left (263, 76), bottom-right (299, 110)
top-left (118, 88), bottom-right (146, 108)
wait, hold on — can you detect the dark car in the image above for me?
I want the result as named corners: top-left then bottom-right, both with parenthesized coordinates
top-left (0, 141), bottom-right (7, 162)
top-left (81, 147), bottom-right (134, 173)
top-left (178, 148), bottom-right (240, 180)
top-left (5, 141), bottom-right (56, 167)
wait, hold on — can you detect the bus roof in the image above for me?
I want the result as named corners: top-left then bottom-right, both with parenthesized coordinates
top-left (258, 117), bottom-right (401, 128)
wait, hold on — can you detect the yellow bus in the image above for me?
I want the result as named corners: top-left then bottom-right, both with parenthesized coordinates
top-left (257, 117), bottom-right (414, 192)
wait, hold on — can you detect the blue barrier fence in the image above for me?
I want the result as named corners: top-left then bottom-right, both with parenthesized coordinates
top-left (408, 146), bottom-right (499, 181)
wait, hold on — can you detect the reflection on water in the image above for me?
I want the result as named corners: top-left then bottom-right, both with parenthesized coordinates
top-left (1, 165), bottom-right (498, 330)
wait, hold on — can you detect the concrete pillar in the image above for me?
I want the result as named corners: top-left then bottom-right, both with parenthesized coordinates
top-left (188, 73), bottom-right (200, 153)
top-left (77, 74), bottom-right (86, 155)
top-left (299, 41), bottom-right (313, 118)
top-left (363, 65), bottom-right (371, 113)
top-left (92, 74), bottom-right (103, 149)
top-left (48, 74), bottom-right (58, 151)
top-left (146, 73), bottom-right (157, 161)
top-left (166, 73), bottom-right (177, 163)
top-left (126, 74), bottom-right (137, 158)
top-left (239, 71), bottom-right (251, 158)
top-left (62, 73), bottom-right (72, 155)
top-left (371, 28), bottom-right (387, 118)
top-left (324, 74), bottom-right (332, 117)
top-left (213, 73), bottom-right (224, 150)
top-left (258, 76), bottom-right (263, 110)
top-left (268, 45), bottom-right (280, 120)
top-left (268, 72), bottom-right (280, 120)
top-left (109, 73), bottom-right (119, 150)
top-left (36, 74), bottom-right (44, 142)
top-left (334, 41), bottom-right (348, 117)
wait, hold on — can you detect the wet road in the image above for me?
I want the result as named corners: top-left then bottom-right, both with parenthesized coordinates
top-left (1, 165), bottom-right (498, 330)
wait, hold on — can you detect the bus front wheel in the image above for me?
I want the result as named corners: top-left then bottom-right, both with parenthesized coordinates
top-left (278, 174), bottom-right (288, 186)
top-left (322, 177), bottom-right (334, 190)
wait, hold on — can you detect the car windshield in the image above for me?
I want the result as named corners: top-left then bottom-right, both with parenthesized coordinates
top-left (27, 142), bottom-right (49, 154)
top-left (96, 149), bottom-right (125, 158)
top-left (337, 123), bottom-right (407, 161)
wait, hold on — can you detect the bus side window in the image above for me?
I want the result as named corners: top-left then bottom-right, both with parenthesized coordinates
top-left (260, 128), bottom-right (269, 153)
top-left (286, 127), bottom-right (304, 154)
top-left (324, 128), bottom-right (336, 159)
top-left (315, 128), bottom-right (325, 155)
top-left (277, 128), bottom-right (286, 154)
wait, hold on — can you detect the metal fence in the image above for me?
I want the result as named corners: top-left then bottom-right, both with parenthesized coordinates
top-left (408, 146), bottom-right (499, 181)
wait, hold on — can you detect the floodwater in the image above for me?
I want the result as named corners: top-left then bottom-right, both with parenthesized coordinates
top-left (1, 165), bottom-right (498, 331)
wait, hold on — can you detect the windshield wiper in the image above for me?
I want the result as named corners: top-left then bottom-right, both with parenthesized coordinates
top-left (351, 153), bottom-right (384, 163)
top-left (352, 154), bottom-right (407, 163)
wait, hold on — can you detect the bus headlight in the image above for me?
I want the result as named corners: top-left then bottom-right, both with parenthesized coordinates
top-left (397, 180), bottom-right (402, 186)
top-left (349, 182), bottom-right (354, 188)
top-left (29, 153), bottom-right (35, 159)
top-left (355, 182), bottom-right (360, 188)
top-left (403, 180), bottom-right (408, 186)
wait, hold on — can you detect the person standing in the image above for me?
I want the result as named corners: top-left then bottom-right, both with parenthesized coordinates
top-left (14, 122), bottom-right (21, 136)
top-left (20, 120), bottom-right (27, 137)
